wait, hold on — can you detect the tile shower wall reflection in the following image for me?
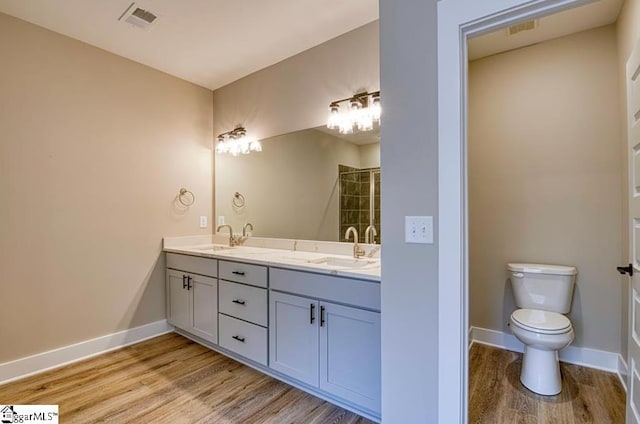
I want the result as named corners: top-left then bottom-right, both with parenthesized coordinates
top-left (339, 165), bottom-right (381, 243)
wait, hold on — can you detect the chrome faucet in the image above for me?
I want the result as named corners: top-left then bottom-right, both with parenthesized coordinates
top-left (364, 225), bottom-right (377, 244)
top-left (345, 226), bottom-right (365, 259)
top-left (242, 222), bottom-right (254, 238)
top-left (216, 224), bottom-right (239, 247)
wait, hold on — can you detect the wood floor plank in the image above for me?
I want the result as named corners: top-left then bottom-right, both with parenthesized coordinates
top-left (469, 344), bottom-right (625, 424)
top-left (0, 333), bottom-right (374, 424)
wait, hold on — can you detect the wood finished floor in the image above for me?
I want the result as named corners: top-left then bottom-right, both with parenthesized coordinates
top-left (469, 344), bottom-right (626, 424)
top-left (0, 333), bottom-right (373, 424)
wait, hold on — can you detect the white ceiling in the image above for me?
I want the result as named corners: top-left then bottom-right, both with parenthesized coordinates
top-left (0, 0), bottom-right (378, 90)
top-left (468, 0), bottom-right (623, 60)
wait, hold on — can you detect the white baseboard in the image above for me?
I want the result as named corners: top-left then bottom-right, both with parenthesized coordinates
top-left (0, 320), bottom-right (173, 385)
top-left (470, 326), bottom-right (623, 375)
top-left (618, 355), bottom-right (629, 392)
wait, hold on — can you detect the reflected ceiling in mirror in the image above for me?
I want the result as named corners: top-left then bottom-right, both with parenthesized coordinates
top-left (215, 125), bottom-right (380, 243)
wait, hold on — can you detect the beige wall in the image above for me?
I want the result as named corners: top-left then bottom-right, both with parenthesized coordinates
top-left (216, 129), bottom-right (364, 241)
top-left (616, 0), bottom-right (640, 364)
top-left (212, 21), bottom-right (379, 142)
top-left (359, 143), bottom-right (381, 169)
top-left (468, 25), bottom-right (622, 352)
top-left (0, 13), bottom-right (213, 363)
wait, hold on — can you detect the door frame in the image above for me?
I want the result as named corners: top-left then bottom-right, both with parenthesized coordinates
top-left (436, 0), bottom-right (596, 422)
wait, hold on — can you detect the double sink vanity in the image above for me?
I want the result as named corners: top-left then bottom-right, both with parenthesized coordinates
top-left (163, 234), bottom-right (381, 422)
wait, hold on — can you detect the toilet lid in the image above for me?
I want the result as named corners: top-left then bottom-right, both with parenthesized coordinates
top-left (511, 309), bottom-right (572, 334)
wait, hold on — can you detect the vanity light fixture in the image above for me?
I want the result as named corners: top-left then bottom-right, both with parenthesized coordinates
top-left (326, 91), bottom-right (381, 135)
top-left (215, 126), bottom-right (262, 156)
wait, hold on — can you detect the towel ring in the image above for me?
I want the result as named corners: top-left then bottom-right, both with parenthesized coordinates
top-left (233, 192), bottom-right (245, 208)
top-left (178, 188), bottom-right (195, 207)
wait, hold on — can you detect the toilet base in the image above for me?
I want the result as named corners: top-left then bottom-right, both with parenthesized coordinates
top-left (520, 346), bottom-right (561, 395)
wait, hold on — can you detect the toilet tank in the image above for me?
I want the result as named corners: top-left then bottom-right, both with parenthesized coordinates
top-left (508, 263), bottom-right (577, 313)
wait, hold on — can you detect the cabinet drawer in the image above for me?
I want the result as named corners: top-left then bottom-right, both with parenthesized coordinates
top-left (219, 281), bottom-right (267, 326)
top-left (219, 260), bottom-right (267, 288)
top-left (219, 314), bottom-right (267, 365)
top-left (166, 253), bottom-right (217, 278)
top-left (270, 268), bottom-right (380, 311)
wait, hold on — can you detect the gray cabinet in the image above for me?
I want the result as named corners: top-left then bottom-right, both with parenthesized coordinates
top-left (219, 314), bottom-right (268, 365)
top-left (269, 290), bottom-right (381, 414)
top-left (319, 302), bottom-right (380, 413)
top-left (219, 280), bottom-right (268, 326)
top-left (166, 252), bottom-right (381, 420)
top-left (167, 269), bottom-right (191, 330)
top-left (269, 291), bottom-right (319, 386)
top-left (166, 255), bottom-right (218, 345)
top-left (218, 260), bottom-right (269, 365)
top-left (190, 274), bottom-right (218, 343)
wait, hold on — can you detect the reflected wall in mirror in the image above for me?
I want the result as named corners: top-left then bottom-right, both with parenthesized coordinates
top-left (215, 126), bottom-right (380, 243)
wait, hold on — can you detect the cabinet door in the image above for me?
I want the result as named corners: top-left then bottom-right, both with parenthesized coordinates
top-left (167, 270), bottom-right (190, 330)
top-left (190, 274), bottom-right (218, 344)
top-left (269, 292), bottom-right (319, 386)
top-left (319, 302), bottom-right (381, 414)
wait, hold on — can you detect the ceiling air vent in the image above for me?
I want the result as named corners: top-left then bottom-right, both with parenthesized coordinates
top-left (118, 3), bottom-right (158, 30)
top-left (507, 20), bottom-right (537, 36)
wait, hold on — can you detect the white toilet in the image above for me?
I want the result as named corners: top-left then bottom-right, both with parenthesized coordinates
top-left (507, 263), bottom-right (577, 396)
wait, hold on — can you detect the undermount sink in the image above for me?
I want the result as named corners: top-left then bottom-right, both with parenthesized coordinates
top-left (308, 257), bottom-right (377, 269)
top-left (193, 245), bottom-right (233, 252)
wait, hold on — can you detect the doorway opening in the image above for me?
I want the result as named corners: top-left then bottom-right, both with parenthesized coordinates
top-left (466, 0), bottom-right (626, 420)
top-left (437, 0), bottom-right (640, 422)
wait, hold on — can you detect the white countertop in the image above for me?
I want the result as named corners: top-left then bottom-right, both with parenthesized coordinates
top-left (163, 236), bottom-right (381, 282)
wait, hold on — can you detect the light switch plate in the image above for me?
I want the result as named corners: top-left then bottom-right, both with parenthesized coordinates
top-left (199, 216), bottom-right (208, 229)
top-left (405, 216), bottom-right (433, 244)
top-left (217, 216), bottom-right (225, 226)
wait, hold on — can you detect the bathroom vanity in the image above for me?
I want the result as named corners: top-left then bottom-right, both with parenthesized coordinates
top-left (163, 236), bottom-right (381, 422)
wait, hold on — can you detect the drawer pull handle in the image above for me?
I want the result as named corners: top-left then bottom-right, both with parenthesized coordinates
top-left (232, 335), bottom-right (245, 343)
top-left (232, 271), bottom-right (246, 276)
top-left (232, 299), bottom-right (246, 305)
top-left (187, 276), bottom-right (192, 290)
top-left (310, 303), bottom-right (315, 324)
top-left (182, 275), bottom-right (187, 289)
top-left (320, 305), bottom-right (326, 327)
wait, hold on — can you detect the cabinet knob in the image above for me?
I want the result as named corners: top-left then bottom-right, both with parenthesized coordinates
top-left (232, 299), bottom-right (246, 305)
top-left (232, 335), bottom-right (245, 343)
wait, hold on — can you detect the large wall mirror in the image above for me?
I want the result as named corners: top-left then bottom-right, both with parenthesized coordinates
top-left (215, 126), bottom-right (381, 243)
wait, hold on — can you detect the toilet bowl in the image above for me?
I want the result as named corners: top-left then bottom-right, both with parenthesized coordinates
top-left (507, 263), bottom-right (577, 395)
top-left (509, 308), bottom-right (574, 395)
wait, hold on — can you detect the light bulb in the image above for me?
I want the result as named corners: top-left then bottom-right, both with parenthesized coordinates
top-left (371, 94), bottom-right (381, 122)
top-left (327, 105), bottom-right (340, 130)
top-left (229, 141), bottom-right (241, 156)
top-left (238, 136), bottom-right (250, 154)
top-left (250, 140), bottom-right (262, 152)
top-left (357, 112), bottom-right (373, 131)
top-left (339, 114), bottom-right (353, 134)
